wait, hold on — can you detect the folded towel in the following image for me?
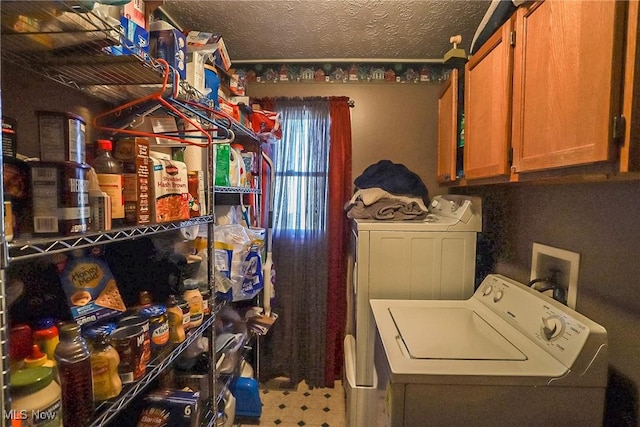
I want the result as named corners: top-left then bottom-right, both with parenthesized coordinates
top-left (347, 199), bottom-right (428, 221)
top-left (347, 187), bottom-right (429, 212)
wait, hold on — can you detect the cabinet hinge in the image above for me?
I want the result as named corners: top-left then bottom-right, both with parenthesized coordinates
top-left (612, 115), bottom-right (626, 144)
top-left (509, 31), bottom-right (516, 46)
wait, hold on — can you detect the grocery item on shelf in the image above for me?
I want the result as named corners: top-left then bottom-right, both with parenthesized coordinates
top-left (54, 322), bottom-right (94, 427)
top-left (29, 161), bottom-right (91, 236)
top-left (37, 111), bottom-right (86, 164)
top-left (23, 344), bottom-right (55, 369)
top-left (10, 366), bottom-right (62, 427)
top-left (136, 388), bottom-right (201, 427)
top-left (149, 151), bottom-right (190, 223)
top-left (116, 314), bottom-right (151, 371)
top-left (92, 139), bottom-right (125, 226)
top-left (113, 137), bottom-right (151, 226)
top-left (90, 332), bottom-right (122, 401)
top-left (58, 248), bottom-right (127, 326)
top-left (32, 317), bottom-right (59, 362)
top-left (183, 278), bottom-right (204, 329)
top-left (166, 294), bottom-right (186, 344)
top-left (110, 323), bottom-right (146, 384)
top-left (139, 304), bottom-right (170, 352)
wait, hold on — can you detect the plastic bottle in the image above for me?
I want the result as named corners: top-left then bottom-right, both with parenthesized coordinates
top-left (166, 294), bottom-right (186, 344)
top-left (54, 322), bottom-right (94, 427)
top-left (32, 317), bottom-right (59, 362)
top-left (90, 332), bottom-right (122, 401)
top-left (91, 139), bottom-right (124, 226)
top-left (183, 278), bottom-right (203, 329)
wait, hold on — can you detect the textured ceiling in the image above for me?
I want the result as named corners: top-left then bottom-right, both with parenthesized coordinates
top-left (160, 0), bottom-right (491, 62)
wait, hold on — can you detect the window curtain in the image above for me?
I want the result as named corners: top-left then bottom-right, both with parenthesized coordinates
top-left (257, 96), bottom-right (352, 388)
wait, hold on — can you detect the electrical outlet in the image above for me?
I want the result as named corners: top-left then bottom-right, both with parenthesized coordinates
top-left (530, 243), bottom-right (580, 308)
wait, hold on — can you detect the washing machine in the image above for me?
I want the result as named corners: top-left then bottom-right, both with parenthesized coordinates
top-left (344, 195), bottom-right (482, 426)
top-left (370, 274), bottom-right (608, 427)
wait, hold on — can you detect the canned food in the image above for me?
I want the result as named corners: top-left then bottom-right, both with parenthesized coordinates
top-left (139, 305), bottom-right (169, 350)
top-left (3, 157), bottom-right (31, 237)
top-left (2, 116), bottom-right (17, 158)
top-left (29, 161), bottom-right (90, 236)
top-left (118, 315), bottom-right (151, 367)
top-left (110, 325), bottom-right (146, 383)
top-left (38, 111), bottom-right (86, 164)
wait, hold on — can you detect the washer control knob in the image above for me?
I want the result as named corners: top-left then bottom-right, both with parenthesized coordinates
top-left (431, 199), bottom-right (440, 209)
top-left (541, 316), bottom-right (565, 341)
top-left (493, 290), bottom-right (504, 302)
top-left (482, 285), bottom-right (493, 296)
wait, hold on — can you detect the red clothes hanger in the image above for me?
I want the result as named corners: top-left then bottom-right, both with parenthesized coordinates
top-left (93, 59), bottom-right (215, 147)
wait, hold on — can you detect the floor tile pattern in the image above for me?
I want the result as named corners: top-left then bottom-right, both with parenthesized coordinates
top-left (235, 380), bottom-right (346, 427)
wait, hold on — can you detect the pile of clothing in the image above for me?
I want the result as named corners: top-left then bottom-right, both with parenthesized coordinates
top-left (345, 160), bottom-right (430, 220)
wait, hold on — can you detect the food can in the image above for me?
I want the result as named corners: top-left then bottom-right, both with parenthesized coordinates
top-left (2, 116), bottom-right (17, 158)
top-left (139, 305), bottom-right (170, 351)
top-left (38, 111), bottom-right (86, 164)
top-left (117, 315), bottom-right (151, 367)
top-left (3, 157), bottom-right (31, 237)
top-left (110, 325), bottom-right (146, 383)
top-left (82, 322), bottom-right (117, 345)
top-left (29, 161), bottom-right (90, 236)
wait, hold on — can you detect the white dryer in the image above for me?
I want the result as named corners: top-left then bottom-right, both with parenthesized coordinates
top-left (344, 195), bottom-right (482, 426)
top-left (370, 274), bottom-right (608, 427)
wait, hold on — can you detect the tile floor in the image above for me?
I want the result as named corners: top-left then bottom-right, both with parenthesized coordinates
top-left (234, 379), bottom-right (346, 427)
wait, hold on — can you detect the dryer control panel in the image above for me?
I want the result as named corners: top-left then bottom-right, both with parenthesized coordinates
top-left (475, 274), bottom-right (607, 369)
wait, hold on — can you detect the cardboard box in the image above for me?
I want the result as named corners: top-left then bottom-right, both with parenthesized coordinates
top-left (114, 138), bottom-right (151, 226)
top-left (104, 16), bottom-right (149, 58)
top-left (122, 0), bottom-right (145, 29)
top-left (149, 152), bottom-right (190, 223)
top-left (59, 248), bottom-right (127, 326)
top-left (150, 21), bottom-right (187, 79)
top-left (137, 389), bottom-right (200, 427)
top-left (186, 31), bottom-right (231, 71)
top-left (186, 51), bottom-right (206, 94)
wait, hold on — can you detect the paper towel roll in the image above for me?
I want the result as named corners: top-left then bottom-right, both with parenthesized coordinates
top-left (184, 145), bottom-right (206, 171)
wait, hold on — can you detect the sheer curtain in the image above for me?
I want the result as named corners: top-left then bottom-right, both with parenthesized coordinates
top-left (258, 96), bottom-right (351, 388)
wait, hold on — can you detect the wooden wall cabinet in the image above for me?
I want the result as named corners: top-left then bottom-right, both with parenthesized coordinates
top-left (463, 18), bottom-right (514, 180)
top-left (511, 0), bottom-right (626, 173)
top-left (442, 0), bottom-right (638, 185)
top-left (437, 68), bottom-right (459, 183)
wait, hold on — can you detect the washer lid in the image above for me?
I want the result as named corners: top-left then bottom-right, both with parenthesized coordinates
top-left (390, 307), bottom-right (526, 361)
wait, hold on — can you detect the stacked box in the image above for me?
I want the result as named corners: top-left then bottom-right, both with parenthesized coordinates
top-left (114, 138), bottom-right (150, 226)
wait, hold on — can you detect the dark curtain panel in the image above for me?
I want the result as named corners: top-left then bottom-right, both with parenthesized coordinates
top-left (257, 96), bottom-right (352, 388)
top-left (325, 96), bottom-right (352, 386)
top-left (259, 97), bottom-right (331, 388)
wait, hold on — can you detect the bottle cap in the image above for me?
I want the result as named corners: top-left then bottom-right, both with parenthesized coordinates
top-left (138, 290), bottom-right (153, 306)
top-left (97, 139), bottom-right (113, 151)
top-left (35, 317), bottom-right (58, 331)
top-left (58, 322), bottom-right (81, 339)
top-left (24, 345), bottom-right (48, 368)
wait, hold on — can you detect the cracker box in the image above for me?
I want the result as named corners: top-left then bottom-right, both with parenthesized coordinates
top-left (59, 248), bottom-right (127, 326)
top-left (114, 138), bottom-right (151, 226)
top-left (136, 389), bottom-right (200, 427)
top-left (149, 152), bottom-right (189, 223)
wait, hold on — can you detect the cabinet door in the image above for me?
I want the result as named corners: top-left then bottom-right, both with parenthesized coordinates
top-left (437, 68), bottom-right (459, 183)
top-left (511, 0), bottom-right (625, 173)
top-left (464, 19), bottom-right (514, 180)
